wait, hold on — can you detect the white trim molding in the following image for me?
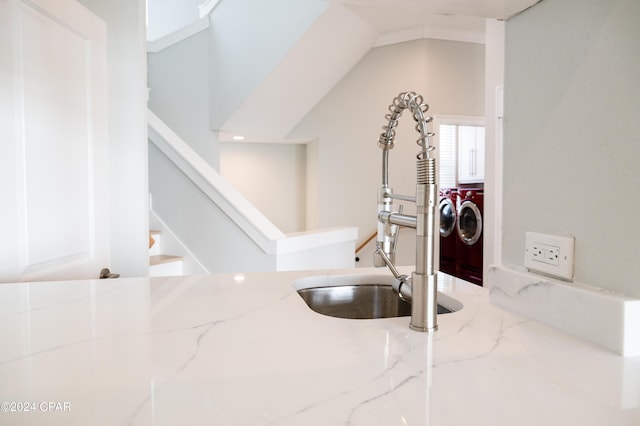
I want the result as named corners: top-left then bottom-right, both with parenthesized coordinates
top-left (374, 24), bottom-right (485, 47)
top-left (147, 16), bottom-right (209, 53)
top-left (198, 0), bottom-right (221, 19)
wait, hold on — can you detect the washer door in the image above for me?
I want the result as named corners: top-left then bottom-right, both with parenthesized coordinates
top-left (457, 201), bottom-right (482, 245)
top-left (439, 198), bottom-right (456, 237)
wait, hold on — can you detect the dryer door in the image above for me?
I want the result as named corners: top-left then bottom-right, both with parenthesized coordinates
top-left (457, 201), bottom-right (482, 245)
top-left (439, 198), bottom-right (456, 237)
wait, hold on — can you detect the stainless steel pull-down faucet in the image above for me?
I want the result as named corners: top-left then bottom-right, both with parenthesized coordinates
top-left (374, 91), bottom-right (438, 333)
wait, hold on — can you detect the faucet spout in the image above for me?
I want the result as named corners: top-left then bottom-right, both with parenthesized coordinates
top-left (374, 91), bottom-right (438, 333)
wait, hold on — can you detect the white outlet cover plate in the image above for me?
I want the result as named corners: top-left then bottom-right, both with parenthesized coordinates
top-left (524, 232), bottom-right (575, 280)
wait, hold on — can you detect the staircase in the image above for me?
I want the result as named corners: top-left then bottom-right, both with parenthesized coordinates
top-left (148, 203), bottom-right (209, 277)
top-left (146, 1), bottom-right (363, 275)
top-left (148, 110), bottom-right (358, 275)
top-left (149, 229), bottom-right (184, 277)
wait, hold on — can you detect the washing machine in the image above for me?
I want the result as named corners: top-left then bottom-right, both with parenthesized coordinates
top-left (439, 188), bottom-right (458, 276)
top-left (455, 188), bottom-right (483, 286)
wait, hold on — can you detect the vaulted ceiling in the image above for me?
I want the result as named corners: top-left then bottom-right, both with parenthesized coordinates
top-left (148, 0), bottom-right (542, 141)
top-left (215, 0), bottom-right (541, 140)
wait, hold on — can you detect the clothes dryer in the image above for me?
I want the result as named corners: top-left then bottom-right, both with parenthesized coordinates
top-left (455, 189), bottom-right (483, 286)
top-left (439, 188), bottom-right (458, 276)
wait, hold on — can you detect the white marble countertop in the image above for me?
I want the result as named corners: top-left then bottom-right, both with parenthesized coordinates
top-left (0, 268), bottom-right (638, 425)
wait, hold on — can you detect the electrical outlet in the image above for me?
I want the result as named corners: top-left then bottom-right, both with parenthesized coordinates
top-left (531, 242), bottom-right (559, 266)
top-left (524, 232), bottom-right (575, 280)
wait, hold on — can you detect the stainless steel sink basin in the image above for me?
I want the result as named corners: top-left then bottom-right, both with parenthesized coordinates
top-left (293, 274), bottom-right (462, 320)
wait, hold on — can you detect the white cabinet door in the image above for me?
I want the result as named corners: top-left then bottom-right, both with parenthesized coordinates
top-left (457, 125), bottom-right (485, 183)
top-left (0, 0), bottom-right (109, 282)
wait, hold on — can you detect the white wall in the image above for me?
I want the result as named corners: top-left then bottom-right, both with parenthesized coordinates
top-left (289, 38), bottom-right (485, 265)
top-left (502, 0), bottom-right (640, 297)
top-left (209, 0), bottom-right (327, 130)
top-left (79, 0), bottom-right (149, 277)
top-left (148, 29), bottom-right (218, 168)
top-left (146, 0), bottom-right (201, 41)
top-left (219, 142), bottom-right (307, 233)
top-left (482, 19), bottom-right (505, 282)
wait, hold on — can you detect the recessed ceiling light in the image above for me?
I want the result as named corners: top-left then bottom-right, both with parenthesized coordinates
top-left (232, 135), bottom-right (245, 141)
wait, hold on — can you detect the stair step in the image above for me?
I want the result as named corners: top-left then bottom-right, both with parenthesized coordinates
top-left (150, 254), bottom-right (183, 266)
top-left (149, 230), bottom-right (161, 255)
top-left (148, 220), bottom-right (186, 276)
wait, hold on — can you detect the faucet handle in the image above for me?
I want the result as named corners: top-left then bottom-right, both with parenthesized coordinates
top-left (374, 247), bottom-right (401, 279)
top-left (391, 204), bottom-right (403, 253)
top-left (376, 204), bottom-right (403, 268)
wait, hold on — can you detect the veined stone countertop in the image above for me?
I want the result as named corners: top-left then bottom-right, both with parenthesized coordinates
top-left (0, 268), bottom-right (638, 425)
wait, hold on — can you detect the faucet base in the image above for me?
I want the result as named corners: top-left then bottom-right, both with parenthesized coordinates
top-left (410, 324), bottom-right (438, 333)
top-left (409, 272), bottom-right (438, 332)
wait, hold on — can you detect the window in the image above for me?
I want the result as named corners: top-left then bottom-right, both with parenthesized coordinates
top-left (434, 116), bottom-right (485, 187)
top-left (438, 124), bottom-right (457, 189)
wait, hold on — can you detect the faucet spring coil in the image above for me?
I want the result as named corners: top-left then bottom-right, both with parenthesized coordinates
top-left (378, 99), bottom-right (405, 149)
top-left (378, 92), bottom-right (435, 158)
top-left (416, 131), bottom-right (436, 159)
top-left (378, 91), bottom-right (436, 156)
top-left (417, 157), bottom-right (436, 185)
